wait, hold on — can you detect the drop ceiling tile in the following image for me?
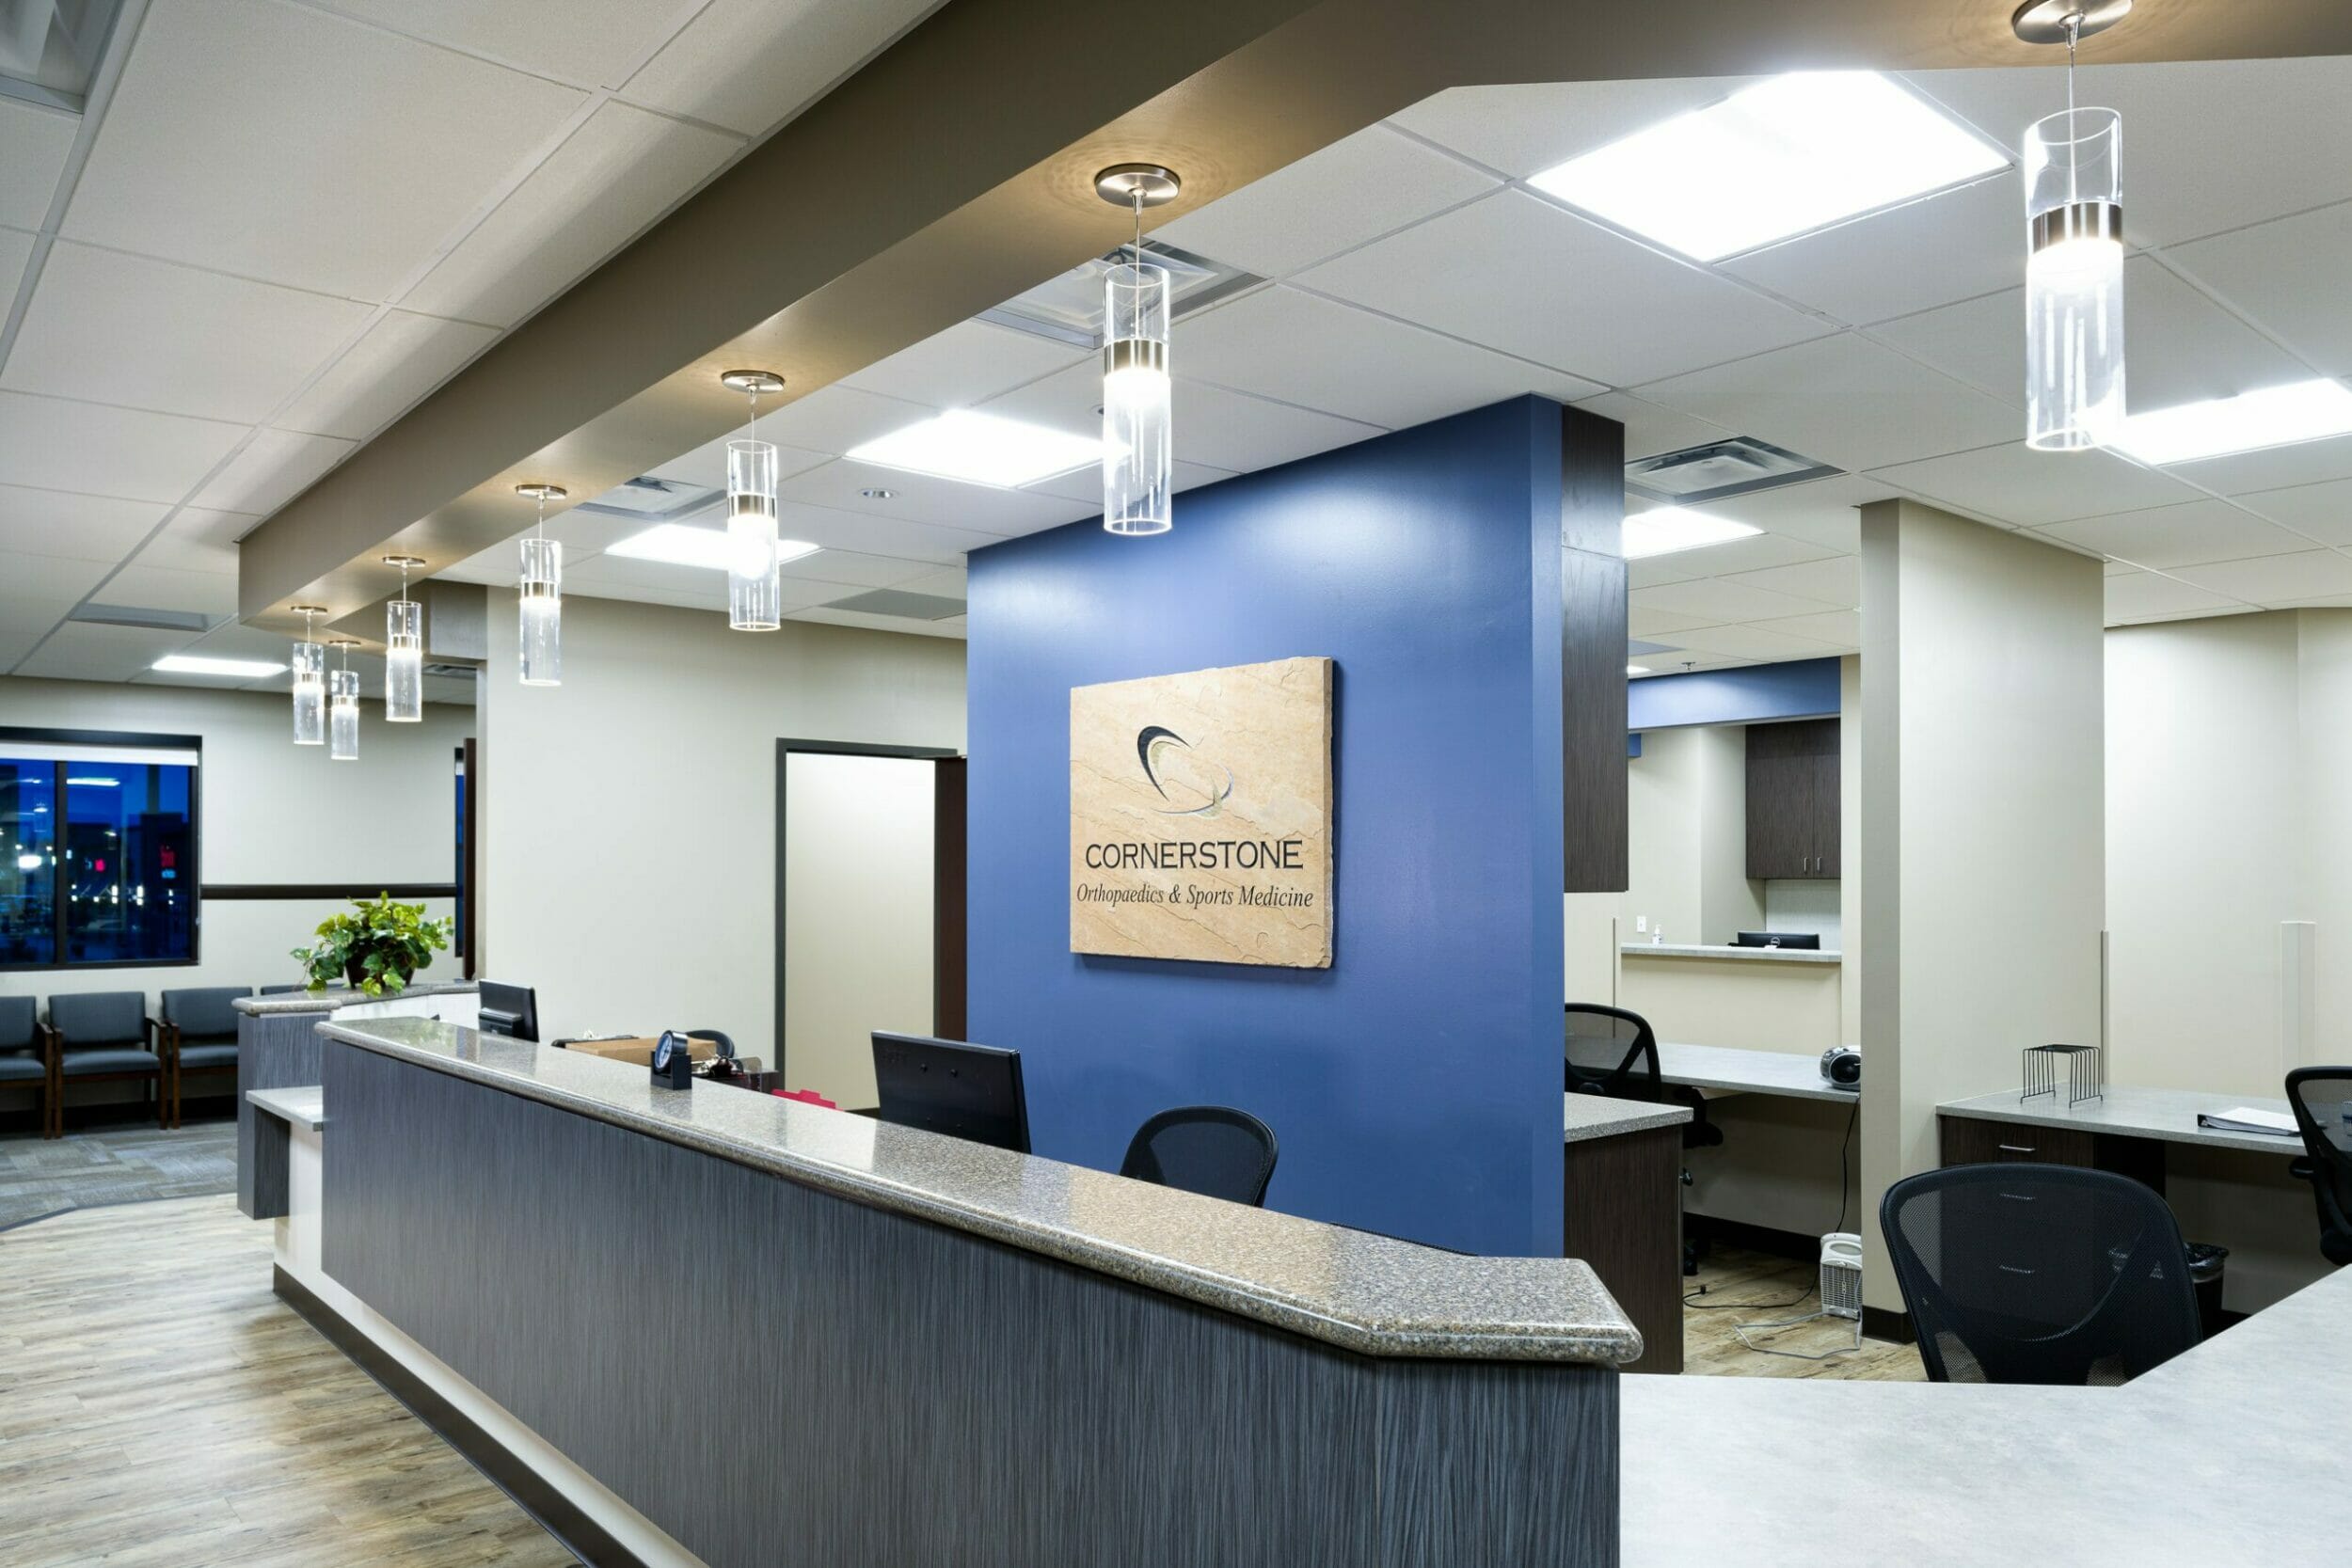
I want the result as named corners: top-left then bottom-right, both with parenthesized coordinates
top-left (841, 321), bottom-right (1087, 410)
top-left (0, 392), bottom-right (246, 504)
top-left (1022, 459), bottom-right (1235, 511)
top-left (1682, 473), bottom-right (1890, 554)
top-left (2, 243), bottom-right (372, 423)
top-left (981, 360), bottom-right (1383, 478)
top-left (1755, 608), bottom-right (1863, 646)
top-left (1903, 58), bottom-right (2352, 249)
top-left (0, 485), bottom-right (167, 562)
top-left (402, 101), bottom-right (740, 327)
top-left (2035, 499), bottom-right (2316, 570)
top-left (278, 309), bottom-right (501, 438)
top-left (1570, 391), bottom-right (1732, 462)
top-left (644, 430), bottom-right (831, 494)
top-left (2167, 200), bottom-right (2352, 378)
top-left (780, 458), bottom-right (1085, 537)
top-left (189, 429), bottom-right (357, 515)
top-left (619, 0), bottom-right (939, 136)
top-left (14, 620), bottom-right (201, 682)
top-left (774, 549), bottom-right (935, 590)
top-left (1869, 442), bottom-right (2199, 529)
top-left (2164, 434), bottom-right (2352, 499)
top-left (0, 549), bottom-right (109, 600)
top-left (0, 595), bottom-right (69, 667)
top-left (2104, 568), bottom-right (2247, 625)
top-left (126, 508), bottom-right (258, 575)
top-left (765, 499), bottom-right (1009, 566)
top-left (1723, 556), bottom-right (1862, 607)
top-left (99, 562), bottom-right (238, 617)
top-left (1176, 285), bottom-right (1600, 430)
top-left (1632, 530), bottom-right (1836, 585)
top-left (1298, 191), bottom-right (1822, 386)
top-left (63, 0), bottom-right (587, 298)
top-left (1626, 606), bottom-right (1719, 638)
top-left (2169, 549), bottom-right (2352, 605)
top-left (1388, 78), bottom-right (1758, 181)
top-left (1156, 123), bottom-right (1500, 277)
top-left (0, 227), bottom-right (33, 305)
top-left (1639, 333), bottom-right (2016, 473)
top-left (786, 604), bottom-right (965, 640)
top-left (318, 0), bottom-right (688, 87)
top-left (1723, 175), bottom-right (2020, 327)
top-left (0, 98), bottom-right (73, 229)
top-left (1869, 257), bottom-right (2305, 415)
top-left (1629, 554), bottom-right (1708, 591)
top-left (2236, 478), bottom-right (2352, 547)
top-left (1630, 578), bottom-right (1843, 624)
top-left (890, 566), bottom-right (968, 599)
top-left (1662, 623), bottom-right (1849, 661)
top-left (750, 384), bottom-right (935, 458)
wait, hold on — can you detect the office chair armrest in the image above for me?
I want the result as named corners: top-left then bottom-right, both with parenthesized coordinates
top-left (36, 1022), bottom-right (60, 1074)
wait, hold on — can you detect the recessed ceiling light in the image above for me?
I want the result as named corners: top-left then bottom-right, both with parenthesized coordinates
top-left (1622, 507), bottom-right (1761, 560)
top-left (2105, 379), bottom-right (2352, 466)
top-left (151, 655), bottom-right (286, 678)
top-left (1626, 663), bottom-right (1651, 676)
top-left (607, 523), bottom-right (820, 572)
top-left (1529, 72), bottom-right (2009, 261)
top-left (858, 487), bottom-right (897, 500)
top-left (847, 410), bottom-right (1101, 487)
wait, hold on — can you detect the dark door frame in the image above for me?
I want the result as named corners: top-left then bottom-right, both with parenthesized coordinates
top-left (773, 738), bottom-right (963, 1092)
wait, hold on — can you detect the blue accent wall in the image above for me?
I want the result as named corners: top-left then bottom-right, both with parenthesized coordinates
top-left (965, 398), bottom-right (1566, 1257)
top-left (1628, 657), bottom-right (1840, 731)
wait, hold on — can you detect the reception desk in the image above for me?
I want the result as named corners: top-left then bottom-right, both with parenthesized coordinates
top-left (286, 1018), bottom-right (1639, 1568)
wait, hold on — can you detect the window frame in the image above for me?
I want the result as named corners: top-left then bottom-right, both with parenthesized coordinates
top-left (0, 725), bottom-right (203, 973)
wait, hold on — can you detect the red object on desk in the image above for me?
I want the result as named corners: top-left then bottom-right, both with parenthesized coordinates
top-left (774, 1088), bottom-right (838, 1109)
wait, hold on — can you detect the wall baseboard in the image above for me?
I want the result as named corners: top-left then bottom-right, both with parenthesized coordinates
top-left (1861, 1305), bottom-right (1916, 1345)
top-left (273, 1265), bottom-right (647, 1568)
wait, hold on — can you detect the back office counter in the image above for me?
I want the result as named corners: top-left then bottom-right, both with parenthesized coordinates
top-left (289, 1018), bottom-right (1639, 1568)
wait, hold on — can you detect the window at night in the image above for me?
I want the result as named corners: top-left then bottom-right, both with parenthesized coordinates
top-left (0, 736), bottom-right (199, 971)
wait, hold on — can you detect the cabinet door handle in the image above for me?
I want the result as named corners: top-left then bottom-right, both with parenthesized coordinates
top-left (1997, 1143), bottom-right (2036, 1154)
top-left (1997, 1263), bottom-right (2037, 1276)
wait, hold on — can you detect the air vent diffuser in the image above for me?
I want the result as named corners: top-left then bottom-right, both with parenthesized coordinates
top-left (70, 603), bottom-right (214, 634)
top-left (1625, 436), bottom-right (1840, 506)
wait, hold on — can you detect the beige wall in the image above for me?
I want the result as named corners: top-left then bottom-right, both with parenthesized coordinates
top-left (1618, 955), bottom-right (1841, 1053)
top-left (1860, 501), bottom-right (2106, 1309)
top-left (479, 594), bottom-right (964, 1061)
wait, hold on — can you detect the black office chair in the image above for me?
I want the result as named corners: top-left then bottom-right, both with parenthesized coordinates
top-left (2284, 1068), bottom-right (2352, 1266)
top-left (45, 990), bottom-right (166, 1135)
top-left (1565, 1004), bottom-right (1723, 1273)
top-left (0, 995), bottom-right (56, 1139)
top-left (1119, 1106), bottom-right (1279, 1207)
top-left (1881, 1164), bottom-right (2201, 1385)
top-left (158, 986), bottom-right (254, 1128)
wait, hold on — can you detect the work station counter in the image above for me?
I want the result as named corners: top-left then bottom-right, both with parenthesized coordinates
top-left (279, 1017), bottom-right (1641, 1568)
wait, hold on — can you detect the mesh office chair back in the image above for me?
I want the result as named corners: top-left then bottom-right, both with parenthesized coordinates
top-left (1118, 1106), bottom-right (1279, 1208)
top-left (1564, 1004), bottom-right (1662, 1101)
top-left (2284, 1068), bottom-right (2352, 1265)
top-left (1881, 1164), bottom-right (2201, 1386)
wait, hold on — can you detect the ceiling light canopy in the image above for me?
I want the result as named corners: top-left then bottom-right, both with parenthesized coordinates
top-left (2106, 380), bottom-right (2352, 467)
top-left (152, 655), bottom-right (287, 678)
top-left (1529, 72), bottom-right (2008, 262)
top-left (1622, 507), bottom-right (1761, 560)
top-left (848, 409), bottom-right (1102, 488)
top-left (608, 523), bottom-right (820, 573)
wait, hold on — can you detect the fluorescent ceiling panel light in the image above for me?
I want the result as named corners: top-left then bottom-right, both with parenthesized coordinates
top-left (1530, 72), bottom-right (2009, 261)
top-left (64, 777), bottom-right (119, 786)
top-left (151, 655), bottom-right (286, 678)
top-left (606, 523), bottom-right (819, 572)
top-left (848, 410), bottom-right (1102, 487)
top-left (1626, 664), bottom-right (1651, 676)
top-left (1622, 507), bottom-right (1761, 560)
top-left (2106, 379), bottom-right (2352, 466)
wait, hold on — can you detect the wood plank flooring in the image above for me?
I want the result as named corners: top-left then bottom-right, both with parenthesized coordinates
top-left (0, 1195), bottom-right (577, 1567)
top-left (1680, 1244), bottom-right (1927, 1381)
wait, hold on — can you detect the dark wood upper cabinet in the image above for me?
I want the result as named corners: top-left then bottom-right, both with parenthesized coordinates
top-left (1745, 718), bottom-right (1840, 879)
top-left (1563, 405), bottom-right (1628, 894)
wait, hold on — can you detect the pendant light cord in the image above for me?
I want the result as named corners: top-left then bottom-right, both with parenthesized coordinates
top-left (2065, 12), bottom-right (2081, 203)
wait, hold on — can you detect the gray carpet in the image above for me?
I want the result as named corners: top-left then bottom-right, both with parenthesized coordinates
top-left (0, 1117), bottom-right (238, 1231)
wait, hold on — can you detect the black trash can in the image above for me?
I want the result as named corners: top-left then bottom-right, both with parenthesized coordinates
top-left (2186, 1242), bottom-right (2229, 1338)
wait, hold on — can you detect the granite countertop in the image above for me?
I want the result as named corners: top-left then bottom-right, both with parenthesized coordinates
top-left (1656, 1041), bottom-right (1855, 1103)
top-left (1620, 942), bottom-right (1840, 964)
top-left (1621, 1261), bottom-right (2352, 1565)
top-left (234, 979), bottom-right (477, 1016)
top-left (1939, 1084), bottom-right (2305, 1158)
top-left (321, 1018), bottom-right (1642, 1367)
top-left (246, 1085), bottom-right (326, 1130)
top-left (1564, 1093), bottom-right (1692, 1143)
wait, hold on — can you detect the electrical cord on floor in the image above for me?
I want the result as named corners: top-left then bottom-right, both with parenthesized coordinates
top-left (1679, 1094), bottom-right (1862, 1312)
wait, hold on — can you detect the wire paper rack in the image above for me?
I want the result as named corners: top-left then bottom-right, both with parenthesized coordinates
top-left (2022, 1041), bottom-right (2103, 1106)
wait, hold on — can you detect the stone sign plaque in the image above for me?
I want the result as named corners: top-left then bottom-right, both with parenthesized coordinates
top-left (1070, 657), bottom-right (1333, 968)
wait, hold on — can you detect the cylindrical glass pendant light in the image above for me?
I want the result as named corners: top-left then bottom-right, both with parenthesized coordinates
top-left (382, 555), bottom-right (424, 722)
top-left (719, 370), bottom-right (786, 631)
top-left (2015, 3), bottom-right (2130, 451)
top-left (290, 606), bottom-right (326, 746)
top-left (515, 484), bottom-right (565, 687)
top-left (1094, 163), bottom-right (1182, 536)
top-left (328, 649), bottom-right (359, 762)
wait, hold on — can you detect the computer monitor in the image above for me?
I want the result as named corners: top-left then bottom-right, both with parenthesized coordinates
top-left (478, 980), bottom-right (539, 1042)
top-left (870, 1032), bottom-right (1029, 1154)
top-left (1733, 931), bottom-right (1821, 951)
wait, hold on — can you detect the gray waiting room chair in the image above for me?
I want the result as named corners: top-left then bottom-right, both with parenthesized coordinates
top-left (159, 986), bottom-right (254, 1129)
top-left (0, 996), bottom-right (57, 1139)
top-left (45, 990), bottom-right (166, 1137)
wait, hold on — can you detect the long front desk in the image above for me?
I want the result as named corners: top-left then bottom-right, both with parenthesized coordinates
top-left (298, 1018), bottom-right (1640, 1568)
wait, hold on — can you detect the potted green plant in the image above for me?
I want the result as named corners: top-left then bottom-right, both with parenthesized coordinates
top-left (293, 893), bottom-right (455, 997)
